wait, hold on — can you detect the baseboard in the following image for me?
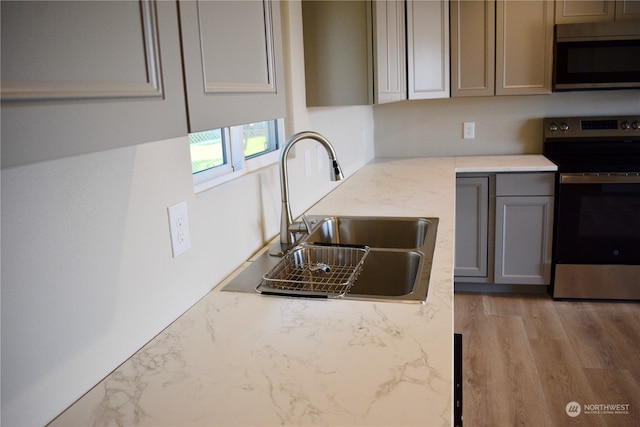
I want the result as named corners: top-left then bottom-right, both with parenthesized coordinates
top-left (454, 282), bottom-right (549, 295)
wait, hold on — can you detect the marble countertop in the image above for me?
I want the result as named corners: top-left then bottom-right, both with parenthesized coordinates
top-left (454, 154), bottom-right (558, 172)
top-left (51, 155), bottom-right (556, 426)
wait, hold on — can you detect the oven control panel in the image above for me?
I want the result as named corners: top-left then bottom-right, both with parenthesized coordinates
top-left (544, 116), bottom-right (640, 139)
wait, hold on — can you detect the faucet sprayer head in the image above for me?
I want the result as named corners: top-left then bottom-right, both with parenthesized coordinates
top-left (331, 159), bottom-right (344, 181)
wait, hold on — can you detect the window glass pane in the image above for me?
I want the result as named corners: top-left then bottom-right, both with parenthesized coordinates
top-left (189, 128), bottom-right (225, 174)
top-left (242, 120), bottom-right (278, 159)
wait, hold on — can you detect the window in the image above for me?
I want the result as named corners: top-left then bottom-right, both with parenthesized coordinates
top-left (242, 120), bottom-right (279, 160)
top-left (190, 128), bottom-right (226, 174)
top-left (190, 118), bottom-right (283, 192)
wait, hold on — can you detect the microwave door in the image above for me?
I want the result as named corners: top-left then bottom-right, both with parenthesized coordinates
top-left (554, 39), bottom-right (640, 91)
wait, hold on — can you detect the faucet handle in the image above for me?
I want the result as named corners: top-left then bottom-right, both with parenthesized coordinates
top-left (288, 214), bottom-right (312, 234)
top-left (301, 215), bottom-right (312, 233)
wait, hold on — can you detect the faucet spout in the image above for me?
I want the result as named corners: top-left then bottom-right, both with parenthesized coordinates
top-left (278, 131), bottom-right (344, 249)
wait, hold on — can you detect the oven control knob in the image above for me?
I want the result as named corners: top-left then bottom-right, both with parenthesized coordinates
top-left (548, 123), bottom-right (558, 132)
top-left (632, 121), bottom-right (639, 130)
top-left (621, 121), bottom-right (631, 130)
top-left (559, 122), bottom-right (569, 132)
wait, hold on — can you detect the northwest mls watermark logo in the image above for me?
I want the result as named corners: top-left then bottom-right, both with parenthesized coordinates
top-left (566, 401), bottom-right (581, 417)
top-left (566, 401), bottom-right (631, 417)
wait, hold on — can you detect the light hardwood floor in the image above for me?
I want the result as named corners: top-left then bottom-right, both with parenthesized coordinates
top-left (454, 292), bottom-right (639, 426)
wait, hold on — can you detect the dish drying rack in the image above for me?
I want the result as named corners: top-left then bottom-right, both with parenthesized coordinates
top-left (256, 243), bottom-right (369, 297)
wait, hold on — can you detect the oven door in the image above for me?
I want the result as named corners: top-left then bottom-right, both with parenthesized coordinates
top-left (555, 173), bottom-right (640, 265)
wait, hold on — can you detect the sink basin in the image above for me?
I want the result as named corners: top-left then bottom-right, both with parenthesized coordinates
top-left (303, 216), bottom-right (429, 249)
top-left (348, 250), bottom-right (422, 297)
top-left (222, 215), bottom-right (438, 303)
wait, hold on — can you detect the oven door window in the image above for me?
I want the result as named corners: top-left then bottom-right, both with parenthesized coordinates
top-left (555, 182), bottom-right (640, 264)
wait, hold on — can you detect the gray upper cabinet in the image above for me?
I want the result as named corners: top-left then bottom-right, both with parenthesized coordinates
top-left (406, 0), bottom-right (450, 99)
top-left (178, 0), bottom-right (286, 132)
top-left (302, 0), bottom-right (373, 106)
top-left (451, 0), bottom-right (554, 97)
top-left (555, 0), bottom-right (640, 23)
top-left (616, 0), bottom-right (640, 20)
top-left (450, 0), bottom-right (495, 97)
top-left (374, 1), bottom-right (407, 104)
top-left (302, 0), bottom-right (406, 106)
top-left (496, 0), bottom-right (554, 95)
top-left (1, 0), bottom-right (187, 168)
top-left (556, 0), bottom-right (616, 23)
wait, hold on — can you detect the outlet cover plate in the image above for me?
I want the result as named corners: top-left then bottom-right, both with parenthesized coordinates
top-left (463, 122), bottom-right (475, 139)
top-left (168, 201), bottom-right (191, 257)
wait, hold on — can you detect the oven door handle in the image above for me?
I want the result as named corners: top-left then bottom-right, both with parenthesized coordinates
top-left (560, 173), bottom-right (640, 184)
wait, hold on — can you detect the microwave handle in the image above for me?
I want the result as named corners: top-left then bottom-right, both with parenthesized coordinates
top-left (560, 173), bottom-right (640, 184)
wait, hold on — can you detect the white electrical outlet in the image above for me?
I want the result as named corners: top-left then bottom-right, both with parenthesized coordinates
top-left (463, 122), bottom-right (475, 139)
top-left (167, 201), bottom-right (191, 257)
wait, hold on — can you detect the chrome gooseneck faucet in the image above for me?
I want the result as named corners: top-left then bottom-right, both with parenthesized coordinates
top-left (278, 131), bottom-right (344, 251)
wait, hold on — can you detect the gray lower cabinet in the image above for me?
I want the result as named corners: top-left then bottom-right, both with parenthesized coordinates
top-left (494, 195), bottom-right (554, 284)
top-left (455, 172), bottom-right (555, 288)
top-left (454, 176), bottom-right (491, 278)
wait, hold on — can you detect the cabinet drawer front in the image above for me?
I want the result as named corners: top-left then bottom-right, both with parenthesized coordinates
top-left (496, 172), bottom-right (555, 196)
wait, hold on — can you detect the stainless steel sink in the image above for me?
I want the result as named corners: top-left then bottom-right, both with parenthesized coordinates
top-left (302, 216), bottom-right (430, 249)
top-left (348, 250), bottom-right (422, 297)
top-left (222, 215), bottom-right (438, 303)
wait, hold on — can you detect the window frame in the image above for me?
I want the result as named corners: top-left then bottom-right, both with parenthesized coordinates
top-left (192, 118), bottom-right (284, 193)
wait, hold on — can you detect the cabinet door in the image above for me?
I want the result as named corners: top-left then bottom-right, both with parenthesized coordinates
top-left (555, 0), bottom-right (615, 23)
top-left (455, 177), bottom-right (490, 278)
top-left (373, 0), bottom-right (407, 104)
top-left (616, 0), bottom-right (640, 20)
top-left (179, 0), bottom-right (285, 132)
top-left (494, 196), bottom-right (553, 285)
top-left (407, 0), bottom-right (450, 99)
top-left (496, 0), bottom-right (554, 95)
top-left (302, 1), bottom-right (373, 106)
top-left (0, 0), bottom-right (187, 168)
top-left (450, 0), bottom-right (495, 97)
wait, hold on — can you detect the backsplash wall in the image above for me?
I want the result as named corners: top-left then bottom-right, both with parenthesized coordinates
top-left (373, 90), bottom-right (640, 157)
top-left (0, 2), bottom-right (374, 425)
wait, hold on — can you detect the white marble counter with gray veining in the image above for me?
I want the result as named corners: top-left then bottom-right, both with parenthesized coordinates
top-left (50, 155), bottom-right (556, 426)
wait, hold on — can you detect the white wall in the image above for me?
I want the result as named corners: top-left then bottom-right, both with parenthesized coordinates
top-left (0, 2), bottom-right (375, 425)
top-left (374, 90), bottom-right (640, 157)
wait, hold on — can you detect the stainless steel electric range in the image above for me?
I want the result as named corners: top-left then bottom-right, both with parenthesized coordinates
top-left (543, 115), bottom-right (640, 300)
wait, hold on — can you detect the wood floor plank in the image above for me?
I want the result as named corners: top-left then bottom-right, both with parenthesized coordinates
top-left (519, 296), bottom-right (569, 341)
top-left (529, 337), bottom-right (606, 427)
top-left (489, 316), bottom-right (553, 426)
top-left (589, 304), bottom-right (640, 384)
top-left (555, 302), bottom-right (630, 370)
top-left (581, 368), bottom-right (638, 427)
top-left (454, 293), bottom-right (640, 426)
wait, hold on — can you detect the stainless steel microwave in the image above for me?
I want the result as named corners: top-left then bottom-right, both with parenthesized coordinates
top-left (553, 21), bottom-right (640, 91)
